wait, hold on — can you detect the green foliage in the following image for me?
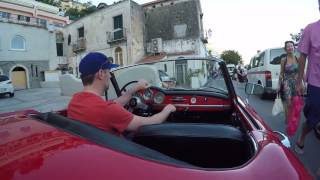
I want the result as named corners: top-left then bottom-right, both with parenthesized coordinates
top-left (220, 50), bottom-right (243, 65)
top-left (65, 6), bottom-right (97, 20)
top-left (36, 0), bottom-right (97, 21)
top-left (36, 0), bottom-right (60, 7)
top-left (290, 29), bottom-right (304, 44)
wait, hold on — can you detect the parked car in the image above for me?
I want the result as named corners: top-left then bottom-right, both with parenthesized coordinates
top-left (0, 75), bottom-right (14, 97)
top-left (0, 58), bottom-right (312, 180)
top-left (247, 48), bottom-right (290, 98)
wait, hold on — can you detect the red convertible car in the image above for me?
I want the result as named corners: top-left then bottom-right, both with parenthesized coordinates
top-left (0, 58), bottom-right (313, 180)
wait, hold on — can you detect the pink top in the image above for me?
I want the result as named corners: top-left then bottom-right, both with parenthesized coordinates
top-left (298, 20), bottom-right (320, 87)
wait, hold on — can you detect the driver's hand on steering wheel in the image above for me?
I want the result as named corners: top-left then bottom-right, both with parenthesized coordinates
top-left (163, 104), bottom-right (176, 113)
top-left (135, 79), bottom-right (151, 91)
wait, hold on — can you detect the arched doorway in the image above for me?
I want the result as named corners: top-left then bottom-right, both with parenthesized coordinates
top-left (11, 66), bottom-right (27, 90)
top-left (115, 47), bottom-right (123, 66)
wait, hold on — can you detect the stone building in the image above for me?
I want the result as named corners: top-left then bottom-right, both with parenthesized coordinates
top-left (62, 0), bottom-right (145, 76)
top-left (0, 0), bottom-right (69, 89)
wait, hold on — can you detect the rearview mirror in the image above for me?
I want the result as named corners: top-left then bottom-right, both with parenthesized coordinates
top-left (245, 83), bottom-right (264, 95)
top-left (160, 76), bottom-right (170, 81)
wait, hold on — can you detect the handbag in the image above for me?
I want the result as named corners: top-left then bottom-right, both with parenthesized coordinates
top-left (287, 96), bottom-right (304, 136)
top-left (272, 93), bottom-right (284, 116)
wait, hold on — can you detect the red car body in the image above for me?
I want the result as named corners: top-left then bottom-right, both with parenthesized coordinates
top-left (0, 58), bottom-right (313, 180)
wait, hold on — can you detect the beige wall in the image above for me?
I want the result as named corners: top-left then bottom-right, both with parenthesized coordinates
top-left (62, 0), bottom-right (145, 75)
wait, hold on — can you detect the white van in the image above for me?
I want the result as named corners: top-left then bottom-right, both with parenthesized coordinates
top-left (247, 47), bottom-right (286, 97)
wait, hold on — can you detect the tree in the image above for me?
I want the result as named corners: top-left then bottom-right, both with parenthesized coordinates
top-left (220, 50), bottom-right (243, 65)
top-left (36, 0), bottom-right (60, 7)
top-left (65, 5), bottom-right (97, 20)
top-left (290, 29), bottom-right (304, 44)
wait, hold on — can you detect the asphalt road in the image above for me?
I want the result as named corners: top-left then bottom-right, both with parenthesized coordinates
top-left (234, 81), bottom-right (320, 179)
top-left (0, 88), bottom-right (70, 113)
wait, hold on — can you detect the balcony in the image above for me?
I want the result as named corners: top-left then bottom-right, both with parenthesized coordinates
top-left (0, 15), bottom-right (47, 28)
top-left (107, 28), bottom-right (126, 45)
top-left (72, 38), bottom-right (86, 53)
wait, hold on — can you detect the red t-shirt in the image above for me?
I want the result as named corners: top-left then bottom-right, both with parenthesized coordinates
top-left (67, 92), bottom-right (133, 135)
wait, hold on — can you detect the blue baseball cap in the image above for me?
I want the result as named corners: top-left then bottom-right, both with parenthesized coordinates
top-left (79, 52), bottom-right (119, 77)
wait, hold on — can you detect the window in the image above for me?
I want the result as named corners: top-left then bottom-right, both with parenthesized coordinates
top-left (68, 34), bottom-right (71, 45)
top-left (56, 43), bottom-right (63, 56)
top-left (0, 75), bottom-right (9, 82)
top-left (31, 64), bottom-right (34, 77)
top-left (36, 66), bottom-right (38, 77)
top-left (11, 35), bottom-right (25, 50)
top-left (113, 15), bottom-right (123, 40)
top-left (115, 47), bottom-right (123, 66)
top-left (0, 11), bottom-right (10, 18)
top-left (37, 18), bottom-right (47, 27)
top-left (258, 52), bottom-right (265, 67)
top-left (270, 48), bottom-right (286, 65)
top-left (17, 15), bottom-right (30, 22)
top-left (78, 27), bottom-right (84, 38)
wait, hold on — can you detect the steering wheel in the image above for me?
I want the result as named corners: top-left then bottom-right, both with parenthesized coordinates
top-left (120, 80), bottom-right (138, 93)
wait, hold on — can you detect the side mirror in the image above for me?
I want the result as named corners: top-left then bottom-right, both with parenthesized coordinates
top-left (245, 83), bottom-right (264, 95)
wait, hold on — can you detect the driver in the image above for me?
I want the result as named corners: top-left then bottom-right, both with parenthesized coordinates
top-left (67, 52), bottom-right (176, 136)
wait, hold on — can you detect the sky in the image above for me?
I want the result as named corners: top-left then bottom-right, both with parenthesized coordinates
top-left (80, 0), bottom-right (319, 64)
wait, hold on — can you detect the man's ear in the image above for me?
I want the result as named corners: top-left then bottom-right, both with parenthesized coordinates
top-left (96, 70), bottom-right (103, 80)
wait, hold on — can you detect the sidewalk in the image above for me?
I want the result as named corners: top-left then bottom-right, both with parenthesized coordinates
top-left (0, 88), bottom-right (71, 113)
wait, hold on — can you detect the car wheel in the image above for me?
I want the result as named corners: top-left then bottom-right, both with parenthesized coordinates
top-left (315, 122), bottom-right (320, 141)
top-left (9, 93), bottom-right (14, 97)
top-left (257, 82), bottom-right (266, 99)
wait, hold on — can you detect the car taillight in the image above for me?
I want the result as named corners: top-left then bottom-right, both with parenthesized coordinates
top-left (265, 71), bottom-right (272, 81)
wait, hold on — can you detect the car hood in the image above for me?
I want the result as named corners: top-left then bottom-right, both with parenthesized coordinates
top-left (0, 80), bottom-right (10, 85)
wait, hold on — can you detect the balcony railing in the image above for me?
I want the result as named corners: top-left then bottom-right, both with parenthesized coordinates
top-left (107, 28), bottom-right (126, 44)
top-left (0, 16), bottom-right (47, 28)
top-left (72, 38), bottom-right (86, 53)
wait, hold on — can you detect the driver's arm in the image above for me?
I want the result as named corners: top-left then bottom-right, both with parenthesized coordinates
top-left (126, 104), bottom-right (176, 131)
top-left (113, 87), bottom-right (137, 106)
top-left (114, 80), bottom-right (150, 106)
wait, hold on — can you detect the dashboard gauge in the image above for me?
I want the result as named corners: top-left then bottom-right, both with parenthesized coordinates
top-left (143, 88), bottom-right (153, 101)
top-left (190, 97), bottom-right (197, 104)
top-left (154, 92), bottom-right (165, 104)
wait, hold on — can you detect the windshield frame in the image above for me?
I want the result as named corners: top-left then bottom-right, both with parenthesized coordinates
top-left (110, 57), bottom-right (236, 101)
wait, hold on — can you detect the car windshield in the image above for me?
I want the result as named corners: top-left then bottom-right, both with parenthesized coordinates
top-left (0, 75), bottom-right (9, 82)
top-left (111, 59), bottom-right (228, 94)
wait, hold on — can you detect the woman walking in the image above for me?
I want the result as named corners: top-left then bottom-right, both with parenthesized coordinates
top-left (278, 41), bottom-right (299, 124)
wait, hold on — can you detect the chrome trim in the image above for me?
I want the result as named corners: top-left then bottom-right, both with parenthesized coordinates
top-left (153, 104), bottom-right (231, 108)
top-left (249, 134), bottom-right (258, 153)
top-left (171, 98), bottom-right (187, 102)
top-left (274, 131), bottom-right (291, 148)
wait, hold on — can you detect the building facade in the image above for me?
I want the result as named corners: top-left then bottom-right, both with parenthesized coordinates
top-left (62, 0), bottom-right (145, 77)
top-left (0, 0), bottom-right (69, 89)
top-left (143, 0), bottom-right (208, 60)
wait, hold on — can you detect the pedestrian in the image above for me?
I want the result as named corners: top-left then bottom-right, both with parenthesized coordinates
top-left (278, 41), bottom-right (299, 124)
top-left (294, 1), bottom-right (320, 155)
